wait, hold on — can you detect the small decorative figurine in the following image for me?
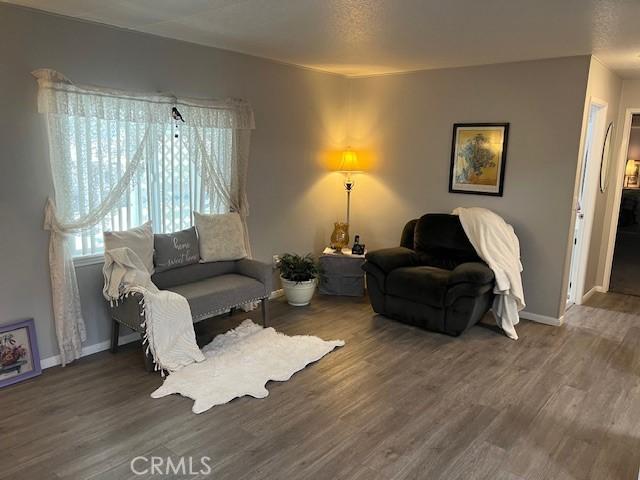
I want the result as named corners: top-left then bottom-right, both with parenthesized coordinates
top-left (171, 107), bottom-right (185, 138)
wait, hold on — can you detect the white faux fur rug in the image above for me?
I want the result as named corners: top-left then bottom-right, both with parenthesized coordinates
top-left (151, 320), bottom-right (345, 414)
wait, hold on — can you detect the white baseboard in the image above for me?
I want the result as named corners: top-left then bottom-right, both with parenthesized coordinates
top-left (581, 285), bottom-right (606, 303)
top-left (40, 293), bottom-right (561, 369)
top-left (520, 310), bottom-right (564, 326)
top-left (40, 332), bottom-right (140, 370)
top-left (41, 289), bottom-right (286, 370)
top-left (269, 288), bottom-right (284, 299)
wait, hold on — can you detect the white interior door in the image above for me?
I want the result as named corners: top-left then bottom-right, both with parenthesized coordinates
top-left (567, 101), bottom-right (607, 305)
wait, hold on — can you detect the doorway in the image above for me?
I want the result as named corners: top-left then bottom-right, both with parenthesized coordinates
top-left (567, 99), bottom-right (608, 306)
top-left (609, 114), bottom-right (640, 296)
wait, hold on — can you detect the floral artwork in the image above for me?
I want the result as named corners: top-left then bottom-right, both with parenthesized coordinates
top-left (1, 334), bottom-right (27, 367)
top-left (0, 319), bottom-right (41, 388)
top-left (449, 123), bottom-right (509, 196)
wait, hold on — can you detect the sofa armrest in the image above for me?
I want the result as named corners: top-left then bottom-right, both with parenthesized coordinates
top-left (365, 247), bottom-right (419, 274)
top-left (236, 258), bottom-right (273, 296)
top-left (109, 292), bottom-right (145, 332)
top-left (447, 262), bottom-right (494, 286)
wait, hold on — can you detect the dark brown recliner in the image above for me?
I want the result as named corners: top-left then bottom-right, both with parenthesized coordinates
top-left (363, 214), bottom-right (495, 336)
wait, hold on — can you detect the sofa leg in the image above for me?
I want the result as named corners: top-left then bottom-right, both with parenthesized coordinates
top-left (110, 319), bottom-right (120, 353)
top-left (143, 344), bottom-right (155, 373)
top-left (228, 307), bottom-right (236, 317)
top-left (261, 298), bottom-right (269, 327)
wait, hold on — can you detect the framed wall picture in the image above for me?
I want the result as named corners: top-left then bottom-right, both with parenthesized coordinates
top-left (0, 319), bottom-right (41, 388)
top-left (449, 123), bottom-right (509, 196)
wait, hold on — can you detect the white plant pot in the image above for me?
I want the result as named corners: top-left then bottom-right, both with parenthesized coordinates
top-left (280, 276), bottom-right (317, 306)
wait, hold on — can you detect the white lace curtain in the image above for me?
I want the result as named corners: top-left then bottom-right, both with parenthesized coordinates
top-left (34, 69), bottom-right (255, 365)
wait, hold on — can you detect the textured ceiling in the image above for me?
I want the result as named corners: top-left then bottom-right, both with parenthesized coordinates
top-left (5, 0), bottom-right (640, 77)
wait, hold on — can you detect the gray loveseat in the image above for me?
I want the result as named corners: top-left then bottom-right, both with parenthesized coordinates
top-left (109, 258), bottom-right (272, 370)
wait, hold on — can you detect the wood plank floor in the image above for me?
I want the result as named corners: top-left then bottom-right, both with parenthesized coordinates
top-left (1, 292), bottom-right (638, 480)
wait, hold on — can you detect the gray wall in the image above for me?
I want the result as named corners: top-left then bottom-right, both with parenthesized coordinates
top-left (346, 57), bottom-right (591, 319)
top-left (0, 3), bottom-right (596, 362)
top-left (0, 4), bottom-right (349, 360)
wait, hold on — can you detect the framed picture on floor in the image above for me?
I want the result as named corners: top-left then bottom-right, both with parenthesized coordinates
top-left (449, 123), bottom-right (509, 196)
top-left (0, 319), bottom-right (41, 388)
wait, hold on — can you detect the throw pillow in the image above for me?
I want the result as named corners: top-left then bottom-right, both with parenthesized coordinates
top-left (154, 227), bottom-right (200, 273)
top-left (194, 211), bottom-right (248, 263)
top-left (103, 221), bottom-right (154, 274)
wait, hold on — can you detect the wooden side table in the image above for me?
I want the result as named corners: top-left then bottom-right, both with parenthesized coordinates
top-left (319, 247), bottom-right (366, 296)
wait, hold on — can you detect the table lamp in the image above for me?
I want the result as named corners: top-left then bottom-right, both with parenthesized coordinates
top-left (625, 159), bottom-right (639, 187)
top-left (330, 149), bottom-right (363, 250)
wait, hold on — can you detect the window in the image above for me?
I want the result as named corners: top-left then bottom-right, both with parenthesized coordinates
top-left (36, 68), bottom-right (253, 364)
top-left (57, 116), bottom-right (232, 258)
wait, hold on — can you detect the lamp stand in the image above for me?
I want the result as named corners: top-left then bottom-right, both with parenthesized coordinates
top-left (344, 175), bottom-right (354, 227)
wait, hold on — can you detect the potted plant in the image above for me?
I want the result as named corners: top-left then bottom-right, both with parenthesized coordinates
top-left (279, 253), bottom-right (319, 306)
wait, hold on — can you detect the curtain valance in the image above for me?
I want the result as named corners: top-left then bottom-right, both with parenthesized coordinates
top-left (32, 69), bottom-right (255, 129)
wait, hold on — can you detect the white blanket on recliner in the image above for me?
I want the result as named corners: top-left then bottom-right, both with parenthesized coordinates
top-left (103, 247), bottom-right (204, 372)
top-left (453, 207), bottom-right (525, 340)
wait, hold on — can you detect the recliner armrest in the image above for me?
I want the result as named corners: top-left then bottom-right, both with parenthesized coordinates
top-left (235, 258), bottom-right (273, 296)
top-left (447, 262), bottom-right (494, 286)
top-left (365, 247), bottom-right (419, 274)
top-left (362, 261), bottom-right (386, 291)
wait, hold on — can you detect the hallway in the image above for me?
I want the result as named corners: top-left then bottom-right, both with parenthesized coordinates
top-left (581, 289), bottom-right (640, 315)
top-left (610, 114), bottom-right (640, 297)
top-left (610, 228), bottom-right (640, 297)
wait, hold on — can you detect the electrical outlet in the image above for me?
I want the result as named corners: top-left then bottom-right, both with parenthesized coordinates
top-left (272, 254), bottom-right (281, 268)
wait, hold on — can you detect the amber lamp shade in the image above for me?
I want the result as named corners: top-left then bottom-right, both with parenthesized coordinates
top-left (337, 150), bottom-right (363, 173)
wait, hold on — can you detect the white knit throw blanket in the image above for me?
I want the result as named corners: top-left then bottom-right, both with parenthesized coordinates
top-left (103, 247), bottom-right (204, 372)
top-left (453, 207), bottom-right (525, 340)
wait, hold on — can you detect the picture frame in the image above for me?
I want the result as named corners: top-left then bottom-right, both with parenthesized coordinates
top-left (599, 121), bottom-right (614, 193)
top-left (0, 319), bottom-right (41, 388)
top-left (449, 123), bottom-right (509, 196)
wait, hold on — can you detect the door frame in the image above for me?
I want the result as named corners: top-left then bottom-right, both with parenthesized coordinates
top-left (602, 107), bottom-right (640, 291)
top-left (568, 96), bottom-right (608, 305)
